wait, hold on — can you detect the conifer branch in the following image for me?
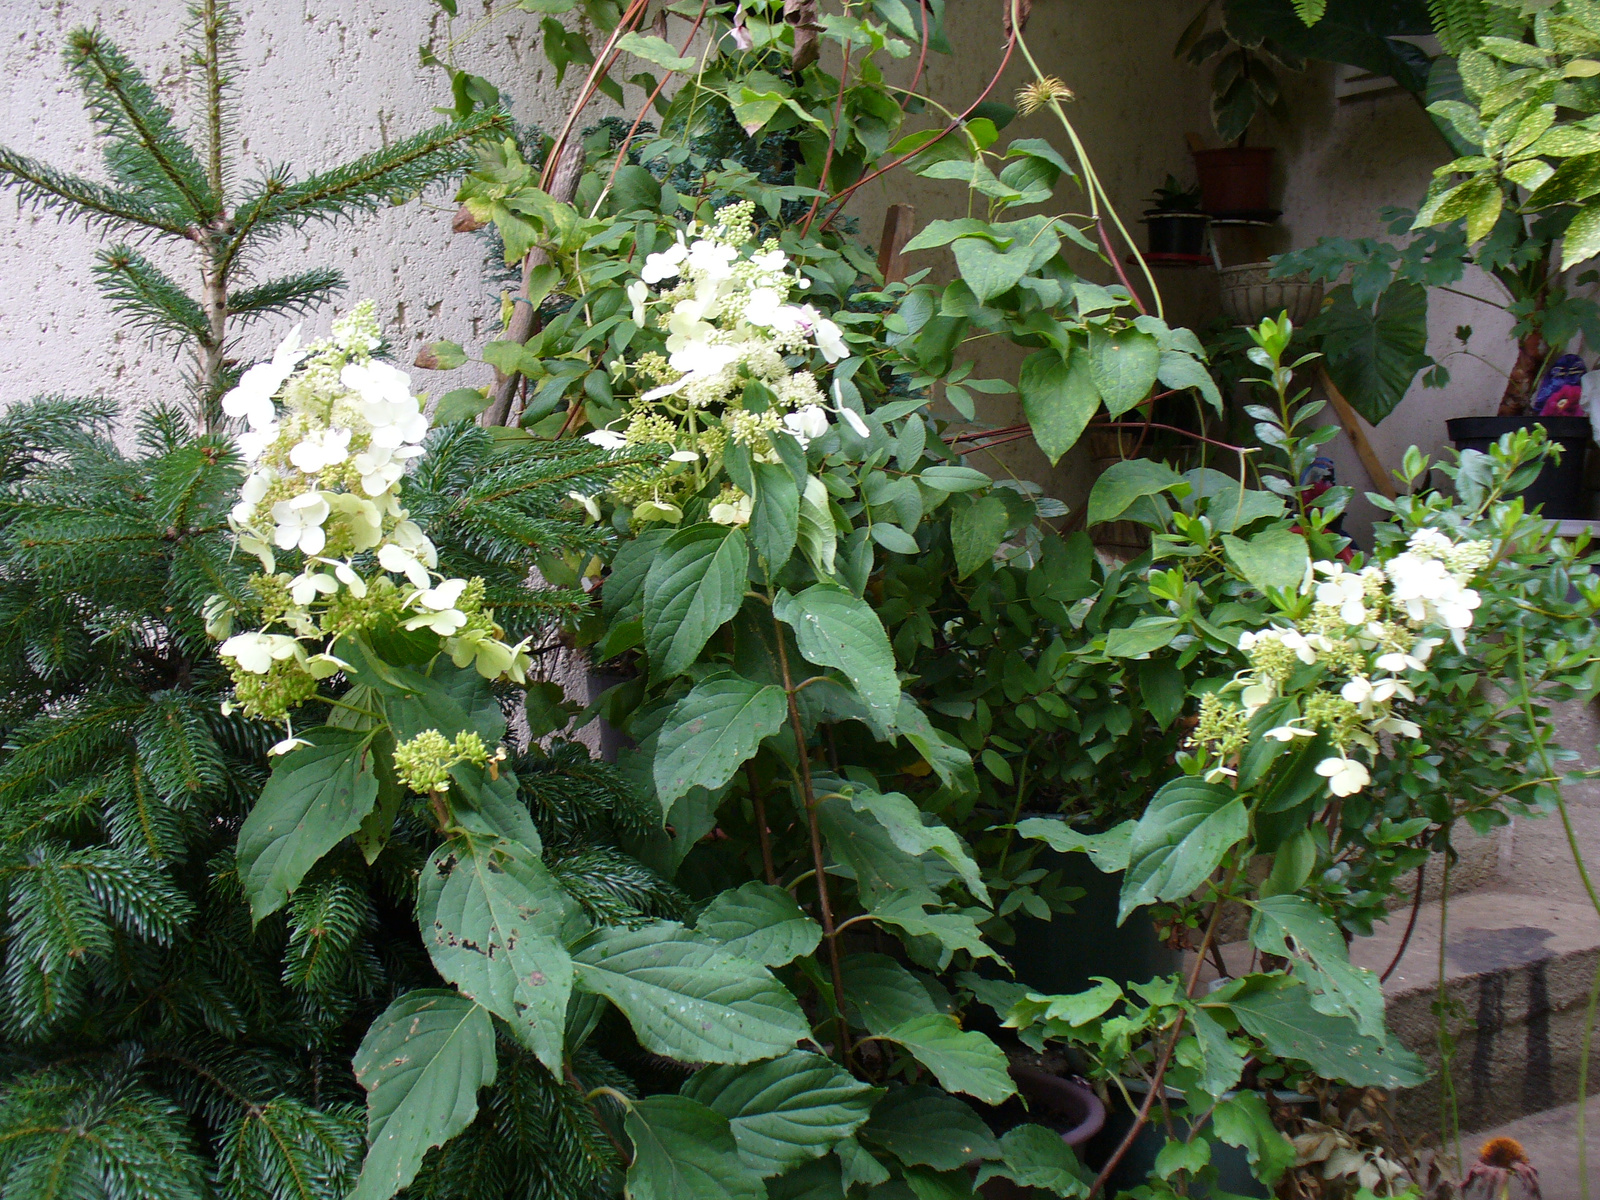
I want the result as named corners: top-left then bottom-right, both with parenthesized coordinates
top-left (0, 148), bottom-right (192, 238)
top-left (65, 27), bottom-right (217, 222)
top-left (228, 269), bottom-right (345, 321)
top-left (93, 245), bottom-right (208, 342)
top-left (219, 110), bottom-right (509, 276)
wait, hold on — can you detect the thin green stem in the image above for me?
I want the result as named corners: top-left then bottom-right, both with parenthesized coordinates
top-left (1436, 849), bottom-right (1461, 1173)
top-left (1009, 4), bottom-right (1163, 320)
top-left (1514, 628), bottom-right (1600, 1200)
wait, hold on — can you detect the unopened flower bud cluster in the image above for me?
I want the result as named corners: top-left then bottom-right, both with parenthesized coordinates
top-left (393, 728), bottom-right (493, 795)
top-left (210, 303), bottom-right (532, 722)
top-left (1188, 529), bottom-right (1488, 798)
top-left (580, 202), bottom-right (865, 527)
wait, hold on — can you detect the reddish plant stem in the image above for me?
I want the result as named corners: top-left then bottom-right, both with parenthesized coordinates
top-left (773, 611), bottom-right (852, 1062)
top-left (542, 0), bottom-right (653, 192)
top-left (1381, 861), bottom-right (1427, 983)
top-left (818, 30), bottom-right (1017, 232)
top-left (798, 38), bottom-right (854, 237)
top-left (1099, 216), bottom-right (1147, 315)
top-left (604, 0), bottom-right (712, 193)
top-left (949, 416), bottom-right (1247, 458)
top-left (1088, 862), bottom-right (1242, 1199)
top-left (907, 0), bottom-right (931, 102)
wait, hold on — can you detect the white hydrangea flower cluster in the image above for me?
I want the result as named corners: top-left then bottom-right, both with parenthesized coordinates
top-left (1192, 529), bottom-right (1489, 797)
top-left (583, 202), bottom-right (865, 525)
top-left (212, 303), bottom-right (532, 733)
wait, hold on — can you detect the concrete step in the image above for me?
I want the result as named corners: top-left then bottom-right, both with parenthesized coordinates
top-left (1454, 1092), bottom-right (1600, 1200)
top-left (1349, 887), bottom-right (1600, 1138)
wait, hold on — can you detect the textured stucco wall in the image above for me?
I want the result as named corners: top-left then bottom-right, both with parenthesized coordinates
top-left (0, 0), bottom-right (591, 414)
top-left (2, 1), bottom-right (1532, 543)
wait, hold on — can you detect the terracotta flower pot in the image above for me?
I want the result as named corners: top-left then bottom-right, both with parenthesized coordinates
top-left (978, 1068), bottom-right (1106, 1199)
top-left (1191, 146), bottom-right (1275, 217)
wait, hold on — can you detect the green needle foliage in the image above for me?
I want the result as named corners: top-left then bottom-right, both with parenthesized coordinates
top-left (0, 0), bottom-right (505, 430)
top-left (0, 11), bottom-right (655, 1197)
top-left (0, 390), bottom-right (676, 1198)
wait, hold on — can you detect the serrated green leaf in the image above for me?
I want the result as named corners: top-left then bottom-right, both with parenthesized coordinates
top-left (625, 1095), bottom-right (765, 1200)
top-left (682, 1052), bottom-right (882, 1177)
top-left (696, 881), bottom-right (823, 967)
top-left (1249, 894), bottom-right (1384, 1037)
top-left (643, 523), bottom-right (749, 681)
top-left (1210, 1092), bottom-right (1295, 1185)
top-left (818, 800), bottom-right (940, 904)
top-left (858, 1086), bottom-right (1000, 1170)
top-left (1119, 777), bottom-right (1247, 921)
top-left (895, 696), bottom-right (978, 798)
top-left (432, 387), bottom-right (489, 424)
top-left (239, 728), bottom-right (380, 922)
top-left (975, 1124), bottom-right (1088, 1197)
top-left (837, 1134), bottom-right (892, 1190)
top-left (417, 835), bottom-right (573, 1071)
top-left (1014, 817), bottom-right (1134, 872)
top-left (774, 584), bottom-right (900, 736)
top-left (840, 953), bottom-right (941, 1034)
top-left (1224, 977), bottom-right (1427, 1088)
top-left (883, 1015), bottom-right (1015, 1104)
top-left (753, 463), bottom-right (800, 570)
top-left (617, 31), bottom-right (697, 71)
top-left (836, 785), bottom-right (988, 904)
top-left (869, 890), bottom-right (1000, 968)
top-left (348, 991), bottom-right (497, 1200)
top-left (572, 922), bottom-right (809, 1063)
top-left (654, 673), bottom-right (787, 809)
top-left (795, 477), bottom-right (838, 579)
top-left (1187, 1002), bottom-right (1247, 1098)
top-left (384, 659), bottom-right (507, 745)
top-left (1088, 326), bottom-right (1160, 418)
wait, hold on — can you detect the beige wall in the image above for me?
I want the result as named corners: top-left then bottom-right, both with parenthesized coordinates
top-left (0, 1), bottom-right (1536, 544)
top-left (0, 0), bottom-right (591, 416)
top-left (1276, 65), bottom-right (1517, 538)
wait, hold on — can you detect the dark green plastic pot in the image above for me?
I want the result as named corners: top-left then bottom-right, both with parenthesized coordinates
top-left (1002, 835), bottom-right (1181, 997)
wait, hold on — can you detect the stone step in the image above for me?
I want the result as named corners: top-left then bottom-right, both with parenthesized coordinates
top-left (1460, 1092), bottom-right (1600, 1200)
top-left (1350, 887), bottom-right (1600, 1138)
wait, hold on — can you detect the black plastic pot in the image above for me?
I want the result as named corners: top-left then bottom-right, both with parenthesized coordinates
top-left (1001, 829), bottom-right (1181, 998)
top-left (1446, 415), bottom-right (1592, 519)
top-left (1143, 210), bottom-right (1209, 257)
top-left (1083, 1081), bottom-right (1313, 1198)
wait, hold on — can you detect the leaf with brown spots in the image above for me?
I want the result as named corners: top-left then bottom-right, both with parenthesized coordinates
top-left (417, 833), bottom-right (576, 1074)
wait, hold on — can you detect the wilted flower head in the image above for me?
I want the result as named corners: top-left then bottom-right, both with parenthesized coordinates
top-left (1016, 75), bottom-right (1074, 115)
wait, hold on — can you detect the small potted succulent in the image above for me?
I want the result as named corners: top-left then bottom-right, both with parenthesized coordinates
top-left (1143, 175), bottom-right (1209, 257)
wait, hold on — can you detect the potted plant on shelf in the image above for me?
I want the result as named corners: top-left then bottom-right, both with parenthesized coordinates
top-left (1175, 0), bottom-right (1436, 216)
top-left (1144, 174), bottom-right (1210, 259)
top-left (1272, 1), bottom-right (1600, 519)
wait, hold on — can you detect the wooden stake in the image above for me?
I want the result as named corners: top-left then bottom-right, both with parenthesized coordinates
top-left (877, 203), bottom-right (915, 285)
top-left (1318, 366), bottom-right (1396, 500)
